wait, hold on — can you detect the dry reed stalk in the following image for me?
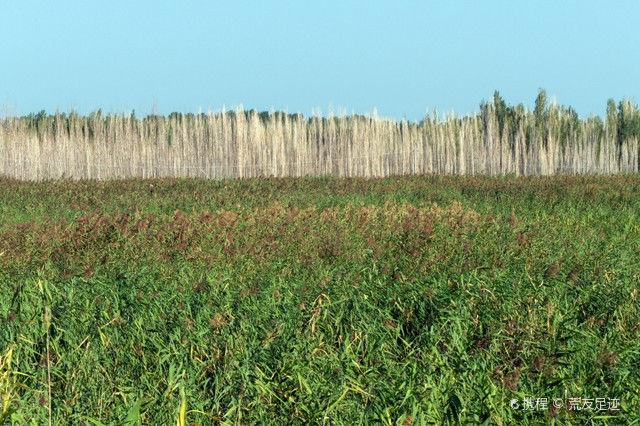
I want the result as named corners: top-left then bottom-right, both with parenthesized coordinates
top-left (1, 100), bottom-right (640, 180)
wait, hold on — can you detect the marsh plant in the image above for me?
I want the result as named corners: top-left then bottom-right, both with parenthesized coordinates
top-left (0, 175), bottom-right (639, 423)
top-left (1, 91), bottom-right (639, 180)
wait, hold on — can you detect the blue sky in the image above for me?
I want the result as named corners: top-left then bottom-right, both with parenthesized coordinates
top-left (1, 1), bottom-right (638, 121)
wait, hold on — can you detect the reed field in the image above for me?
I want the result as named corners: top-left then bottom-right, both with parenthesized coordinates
top-left (0, 174), bottom-right (639, 423)
top-left (1, 92), bottom-right (640, 180)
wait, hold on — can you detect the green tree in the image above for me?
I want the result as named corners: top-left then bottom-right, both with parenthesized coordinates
top-left (534, 88), bottom-right (548, 147)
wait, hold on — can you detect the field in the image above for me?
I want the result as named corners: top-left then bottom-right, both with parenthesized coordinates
top-left (1, 175), bottom-right (639, 424)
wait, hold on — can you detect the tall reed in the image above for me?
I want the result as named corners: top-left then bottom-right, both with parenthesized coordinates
top-left (1, 95), bottom-right (639, 180)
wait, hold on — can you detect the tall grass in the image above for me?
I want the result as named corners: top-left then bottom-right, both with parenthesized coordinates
top-left (1, 175), bottom-right (639, 422)
top-left (1, 95), bottom-right (639, 180)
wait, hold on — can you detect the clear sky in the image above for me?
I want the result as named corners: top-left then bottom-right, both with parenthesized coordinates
top-left (1, 1), bottom-right (638, 121)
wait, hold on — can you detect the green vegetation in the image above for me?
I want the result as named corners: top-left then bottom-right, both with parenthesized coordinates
top-left (1, 175), bottom-right (639, 423)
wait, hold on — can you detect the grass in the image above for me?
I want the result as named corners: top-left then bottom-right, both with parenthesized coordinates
top-left (0, 174), bottom-right (639, 424)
